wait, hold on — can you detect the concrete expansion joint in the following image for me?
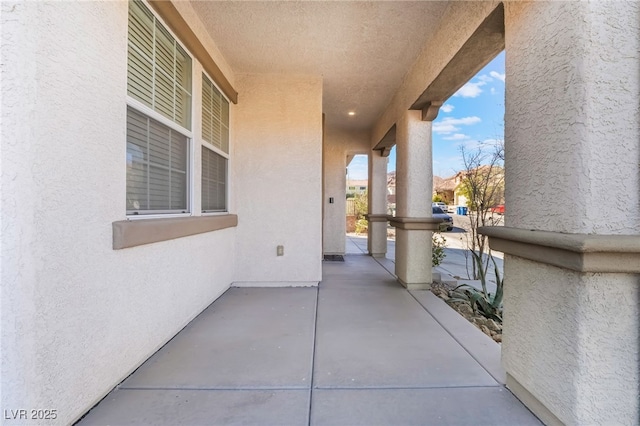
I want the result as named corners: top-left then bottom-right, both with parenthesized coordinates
top-left (312, 384), bottom-right (504, 391)
top-left (480, 226), bottom-right (640, 273)
top-left (120, 385), bottom-right (310, 391)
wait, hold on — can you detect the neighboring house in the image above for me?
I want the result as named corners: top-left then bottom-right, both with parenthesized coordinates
top-left (346, 179), bottom-right (368, 197)
top-left (433, 166), bottom-right (505, 209)
top-left (433, 175), bottom-right (455, 205)
top-left (2, 1), bottom-right (638, 425)
top-left (452, 165), bottom-right (505, 210)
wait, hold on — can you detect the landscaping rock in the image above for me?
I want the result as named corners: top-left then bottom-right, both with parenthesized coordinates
top-left (430, 282), bottom-right (503, 344)
top-left (486, 319), bottom-right (500, 332)
top-left (457, 303), bottom-right (473, 317)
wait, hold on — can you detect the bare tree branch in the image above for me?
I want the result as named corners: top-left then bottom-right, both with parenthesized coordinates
top-left (457, 140), bottom-right (504, 279)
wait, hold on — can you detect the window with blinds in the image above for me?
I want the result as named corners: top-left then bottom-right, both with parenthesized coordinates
top-left (127, 107), bottom-right (188, 214)
top-left (201, 147), bottom-right (227, 212)
top-left (202, 75), bottom-right (229, 153)
top-left (128, 0), bottom-right (192, 129)
top-left (126, 0), bottom-right (192, 215)
top-left (201, 73), bottom-right (229, 213)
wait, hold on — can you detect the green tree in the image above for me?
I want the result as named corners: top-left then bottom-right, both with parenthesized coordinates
top-left (353, 191), bottom-right (368, 234)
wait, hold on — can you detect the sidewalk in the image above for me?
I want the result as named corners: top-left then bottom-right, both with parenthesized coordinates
top-left (79, 251), bottom-right (539, 425)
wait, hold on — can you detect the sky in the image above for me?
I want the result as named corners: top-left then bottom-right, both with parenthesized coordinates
top-left (347, 51), bottom-right (505, 180)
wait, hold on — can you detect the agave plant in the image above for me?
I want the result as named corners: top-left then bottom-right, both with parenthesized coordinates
top-left (448, 250), bottom-right (504, 322)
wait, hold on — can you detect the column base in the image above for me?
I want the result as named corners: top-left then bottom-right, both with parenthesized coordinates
top-left (367, 219), bottom-right (388, 258)
top-left (394, 228), bottom-right (433, 287)
top-left (398, 277), bottom-right (431, 291)
top-left (506, 373), bottom-right (563, 426)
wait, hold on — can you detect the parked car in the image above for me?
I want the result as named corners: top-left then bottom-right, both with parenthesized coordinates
top-left (432, 206), bottom-right (453, 231)
top-left (490, 204), bottom-right (505, 215)
top-left (432, 201), bottom-right (448, 211)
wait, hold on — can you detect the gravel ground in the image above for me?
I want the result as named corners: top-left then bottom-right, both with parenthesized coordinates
top-left (431, 281), bottom-right (503, 344)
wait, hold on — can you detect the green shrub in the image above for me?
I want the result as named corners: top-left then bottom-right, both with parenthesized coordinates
top-left (355, 218), bottom-right (368, 234)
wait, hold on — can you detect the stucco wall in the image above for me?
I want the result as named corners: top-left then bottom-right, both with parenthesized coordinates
top-left (322, 127), bottom-right (370, 255)
top-left (505, 0), bottom-right (640, 234)
top-left (1, 2), bottom-right (237, 424)
top-left (233, 74), bottom-right (323, 285)
top-left (504, 257), bottom-right (639, 424)
top-left (503, 1), bottom-right (640, 424)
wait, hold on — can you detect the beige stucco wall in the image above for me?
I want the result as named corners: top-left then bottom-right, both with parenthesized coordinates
top-left (1, 2), bottom-right (238, 424)
top-left (504, 1), bottom-right (640, 424)
top-left (505, 1), bottom-right (640, 234)
top-left (322, 127), bottom-right (370, 255)
top-left (504, 258), bottom-right (639, 425)
top-left (232, 74), bottom-right (323, 285)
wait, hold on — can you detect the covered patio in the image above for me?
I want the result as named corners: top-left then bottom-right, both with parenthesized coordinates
top-left (79, 240), bottom-right (539, 425)
top-left (3, 1), bottom-right (638, 424)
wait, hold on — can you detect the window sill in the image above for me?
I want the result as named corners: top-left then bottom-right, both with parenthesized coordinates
top-left (112, 214), bottom-right (238, 250)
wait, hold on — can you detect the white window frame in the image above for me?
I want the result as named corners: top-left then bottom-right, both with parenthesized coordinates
top-left (126, 0), bottom-right (196, 219)
top-left (201, 72), bottom-right (231, 215)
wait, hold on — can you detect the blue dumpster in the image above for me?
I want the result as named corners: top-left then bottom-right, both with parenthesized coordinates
top-left (457, 206), bottom-right (468, 215)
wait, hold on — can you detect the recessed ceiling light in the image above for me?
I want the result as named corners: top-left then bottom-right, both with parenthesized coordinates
top-left (348, 111), bottom-right (356, 116)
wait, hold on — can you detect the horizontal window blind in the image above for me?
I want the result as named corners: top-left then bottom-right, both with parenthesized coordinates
top-left (201, 146), bottom-right (227, 212)
top-left (128, 0), bottom-right (192, 130)
top-left (127, 107), bottom-right (188, 214)
top-left (202, 74), bottom-right (229, 153)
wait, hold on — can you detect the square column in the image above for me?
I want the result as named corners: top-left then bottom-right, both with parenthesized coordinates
top-left (367, 152), bottom-right (388, 258)
top-left (500, 2), bottom-right (640, 425)
top-left (391, 110), bottom-right (439, 290)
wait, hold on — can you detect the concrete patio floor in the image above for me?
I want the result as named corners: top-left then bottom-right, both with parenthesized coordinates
top-left (346, 232), bottom-right (503, 295)
top-left (79, 240), bottom-right (540, 425)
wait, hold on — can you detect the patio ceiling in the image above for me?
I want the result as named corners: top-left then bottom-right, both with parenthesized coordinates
top-left (191, 1), bottom-right (451, 132)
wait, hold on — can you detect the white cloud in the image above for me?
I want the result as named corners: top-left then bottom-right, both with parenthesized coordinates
top-left (454, 81), bottom-right (486, 98)
top-left (432, 122), bottom-right (458, 134)
top-left (490, 87), bottom-right (496, 95)
top-left (446, 116), bottom-right (481, 125)
top-left (440, 104), bottom-right (454, 113)
top-left (443, 133), bottom-right (469, 141)
top-left (478, 74), bottom-right (493, 83)
top-left (490, 71), bottom-right (505, 82)
top-left (433, 116), bottom-right (481, 134)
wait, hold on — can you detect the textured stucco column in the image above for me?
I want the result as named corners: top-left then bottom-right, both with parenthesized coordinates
top-left (367, 152), bottom-right (388, 257)
top-left (393, 110), bottom-right (434, 290)
top-left (503, 2), bottom-right (640, 425)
